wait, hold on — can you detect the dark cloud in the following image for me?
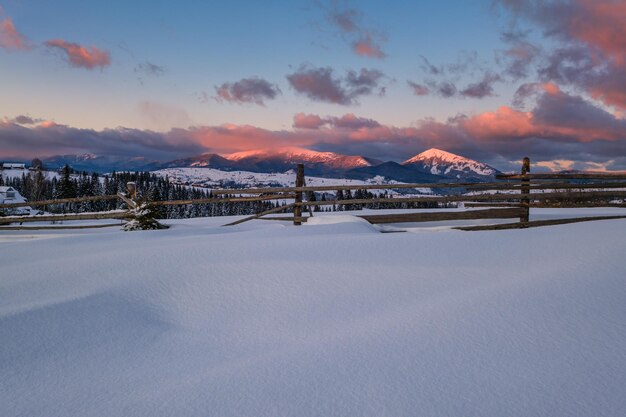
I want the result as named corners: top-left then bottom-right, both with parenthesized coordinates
top-left (135, 61), bottom-right (166, 77)
top-left (538, 45), bottom-right (596, 85)
top-left (532, 88), bottom-right (626, 137)
top-left (325, 1), bottom-right (387, 59)
top-left (407, 81), bottom-right (429, 96)
top-left (500, 41), bottom-right (541, 80)
top-left (496, 0), bottom-right (626, 110)
top-left (419, 56), bottom-right (443, 75)
top-left (328, 7), bottom-right (360, 32)
top-left (293, 112), bottom-right (380, 130)
top-left (331, 113), bottom-right (380, 129)
top-left (12, 115), bottom-right (37, 125)
top-left (286, 65), bottom-right (386, 105)
top-left (414, 53), bottom-right (497, 99)
top-left (419, 51), bottom-right (484, 78)
top-left (426, 80), bottom-right (458, 98)
top-left (460, 72), bottom-right (501, 98)
top-left (0, 121), bottom-right (204, 160)
top-left (512, 82), bottom-right (542, 108)
top-left (214, 77), bottom-right (281, 106)
top-left (344, 68), bottom-right (385, 95)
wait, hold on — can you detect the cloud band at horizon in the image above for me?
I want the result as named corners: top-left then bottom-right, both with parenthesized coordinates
top-left (2, 83), bottom-right (626, 172)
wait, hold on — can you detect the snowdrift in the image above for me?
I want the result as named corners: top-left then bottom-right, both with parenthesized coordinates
top-left (1, 214), bottom-right (625, 416)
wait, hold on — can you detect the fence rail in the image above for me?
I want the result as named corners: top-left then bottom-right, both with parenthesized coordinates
top-left (1, 158), bottom-right (625, 230)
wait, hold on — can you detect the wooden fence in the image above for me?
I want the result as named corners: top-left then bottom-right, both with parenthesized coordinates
top-left (1, 158), bottom-right (625, 231)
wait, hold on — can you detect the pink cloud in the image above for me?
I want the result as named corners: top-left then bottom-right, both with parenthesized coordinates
top-left (45, 39), bottom-right (110, 69)
top-left (499, 0), bottom-right (626, 110)
top-left (565, 0), bottom-right (626, 66)
top-left (352, 33), bottom-right (386, 59)
top-left (462, 106), bottom-right (537, 139)
top-left (0, 17), bottom-right (31, 51)
top-left (293, 113), bottom-right (326, 129)
top-left (3, 88), bottom-right (626, 169)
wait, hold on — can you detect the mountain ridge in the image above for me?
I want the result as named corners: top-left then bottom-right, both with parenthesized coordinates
top-left (40, 147), bottom-right (499, 182)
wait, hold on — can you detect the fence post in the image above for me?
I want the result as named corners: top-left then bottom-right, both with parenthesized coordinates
top-left (520, 157), bottom-right (530, 225)
top-left (127, 182), bottom-right (137, 202)
top-left (294, 164), bottom-right (304, 225)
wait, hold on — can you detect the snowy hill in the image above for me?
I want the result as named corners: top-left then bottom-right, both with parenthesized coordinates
top-left (346, 161), bottom-right (447, 183)
top-left (403, 148), bottom-right (499, 181)
top-left (152, 167), bottom-right (432, 194)
top-left (43, 154), bottom-right (158, 173)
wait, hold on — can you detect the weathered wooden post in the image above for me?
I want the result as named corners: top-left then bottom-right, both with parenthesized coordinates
top-left (127, 182), bottom-right (137, 202)
top-left (294, 164), bottom-right (305, 225)
top-left (520, 157), bottom-right (530, 225)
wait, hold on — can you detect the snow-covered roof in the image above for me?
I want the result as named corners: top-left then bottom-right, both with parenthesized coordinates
top-left (1, 163), bottom-right (26, 168)
top-left (0, 186), bottom-right (17, 192)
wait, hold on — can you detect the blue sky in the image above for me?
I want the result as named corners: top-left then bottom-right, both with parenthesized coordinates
top-left (2, 0), bottom-right (506, 130)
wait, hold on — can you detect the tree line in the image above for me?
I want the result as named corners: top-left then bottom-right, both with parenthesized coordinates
top-left (1, 165), bottom-right (446, 218)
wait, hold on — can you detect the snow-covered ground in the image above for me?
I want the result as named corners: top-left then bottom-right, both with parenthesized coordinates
top-left (152, 167), bottom-right (432, 194)
top-left (1, 209), bottom-right (625, 417)
top-left (0, 168), bottom-right (60, 181)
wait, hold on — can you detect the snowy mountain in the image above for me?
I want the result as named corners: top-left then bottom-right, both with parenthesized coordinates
top-left (42, 154), bottom-right (159, 173)
top-left (39, 147), bottom-right (500, 183)
top-left (219, 147), bottom-right (381, 175)
top-left (158, 153), bottom-right (236, 170)
top-left (402, 148), bottom-right (499, 181)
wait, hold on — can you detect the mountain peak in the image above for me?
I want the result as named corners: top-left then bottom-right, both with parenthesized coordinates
top-left (405, 148), bottom-right (466, 164)
top-left (402, 148), bottom-right (498, 179)
top-left (222, 147), bottom-right (374, 170)
top-left (223, 147), bottom-right (339, 161)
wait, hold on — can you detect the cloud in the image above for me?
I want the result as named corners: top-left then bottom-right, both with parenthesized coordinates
top-left (459, 72), bottom-right (502, 98)
top-left (293, 112), bottom-right (380, 130)
top-left (331, 113), bottom-right (380, 129)
top-left (352, 33), bottom-right (386, 58)
top-left (325, 2), bottom-right (387, 59)
top-left (3, 88), bottom-right (625, 170)
top-left (293, 113), bottom-right (326, 129)
top-left (214, 77), bottom-right (281, 106)
top-left (414, 51), bottom-right (499, 99)
top-left (426, 80), bottom-right (458, 98)
top-left (500, 40), bottom-right (541, 80)
top-left (44, 39), bottom-right (111, 69)
top-left (0, 121), bottom-right (204, 161)
top-left (0, 16), bottom-right (32, 51)
top-left (407, 81), bottom-right (429, 96)
top-left (287, 65), bottom-right (386, 105)
top-left (328, 7), bottom-right (360, 32)
top-left (344, 68), bottom-right (386, 95)
top-left (419, 56), bottom-right (443, 75)
top-left (135, 61), bottom-right (165, 77)
top-left (12, 115), bottom-right (38, 125)
top-left (497, 0), bottom-right (626, 110)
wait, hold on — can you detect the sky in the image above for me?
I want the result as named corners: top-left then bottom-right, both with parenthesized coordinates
top-left (1, 0), bottom-right (625, 171)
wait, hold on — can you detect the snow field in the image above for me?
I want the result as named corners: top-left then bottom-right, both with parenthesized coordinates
top-left (1, 211), bottom-right (625, 416)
